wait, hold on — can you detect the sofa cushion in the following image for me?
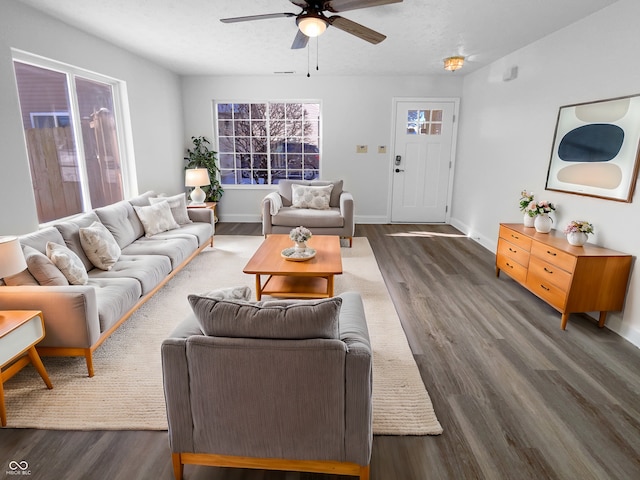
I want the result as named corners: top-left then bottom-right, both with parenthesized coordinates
top-left (278, 179), bottom-right (343, 208)
top-left (271, 207), bottom-right (344, 228)
top-left (171, 222), bottom-right (214, 247)
top-left (79, 221), bottom-right (122, 271)
top-left (291, 184), bottom-right (333, 210)
top-left (46, 242), bottom-right (88, 285)
top-left (18, 226), bottom-right (66, 254)
top-left (121, 234), bottom-right (196, 269)
top-left (188, 295), bottom-right (342, 340)
top-left (87, 277), bottom-right (142, 332)
top-left (21, 245), bottom-right (69, 286)
top-left (54, 212), bottom-right (102, 271)
top-left (88, 254), bottom-right (171, 296)
top-left (150, 193), bottom-right (192, 225)
top-left (95, 200), bottom-right (140, 248)
top-left (134, 201), bottom-right (180, 237)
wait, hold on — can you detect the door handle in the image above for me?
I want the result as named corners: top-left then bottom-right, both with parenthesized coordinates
top-left (395, 168), bottom-right (404, 173)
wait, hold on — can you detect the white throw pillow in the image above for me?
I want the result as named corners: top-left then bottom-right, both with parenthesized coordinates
top-left (291, 184), bottom-right (333, 210)
top-left (79, 221), bottom-right (122, 271)
top-left (149, 193), bottom-right (192, 225)
top-left (134, 201), bottom-right (180, 237)
top-left (46, 242), bottom-right (88, 285)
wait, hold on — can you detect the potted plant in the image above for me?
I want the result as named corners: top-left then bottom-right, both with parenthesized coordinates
top-left (563, 220), bottom-right (594, 246)
top-left (530, 200), bottom-right (556, 233)
top-left (184, 136), bottom-right (223, 202)
top-left (519, 189), bottom-right (536, 227)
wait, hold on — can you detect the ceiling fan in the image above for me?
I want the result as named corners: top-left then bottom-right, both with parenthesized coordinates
top-left (220, 0), bottom-right (403, 49)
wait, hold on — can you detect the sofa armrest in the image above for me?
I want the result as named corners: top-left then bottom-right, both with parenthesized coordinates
top-left (187, 207), bottom-right (214, 225)
top-left (338, 292), bottom-right (373, 466)
top-left (0, 286), bottom-right (100, 348)
top-left (261, 197), bottom-right (275, 235)
top-left (339, 191), bottom-right (355, 237)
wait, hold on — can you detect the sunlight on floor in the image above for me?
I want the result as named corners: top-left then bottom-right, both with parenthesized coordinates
top-left (386, 231), bottom-right (467, 238)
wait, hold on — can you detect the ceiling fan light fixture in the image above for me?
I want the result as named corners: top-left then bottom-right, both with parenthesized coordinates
top-left (444, 56), bottom-right (465, 71)
top-left (297, 15), bottom-right (327, 37)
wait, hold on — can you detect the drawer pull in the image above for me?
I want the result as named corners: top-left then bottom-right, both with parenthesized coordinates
top-left (540, 284), bottom-right (550, 291)
top-left (544, 267), bottom-right (553, 274)
top-left (511, 234), bottom-right (519, 240)
top-left (505, 262), bottom-right (514, 269)
top-left (509, 247), bottom-right (517, 253)
top-left (546, 250), bottom-right (557, 256)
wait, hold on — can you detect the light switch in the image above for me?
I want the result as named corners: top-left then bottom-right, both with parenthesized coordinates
top-left (378, 146), bottom-right (387, 154)
top-left (356, 145), bottom-right (368, 153)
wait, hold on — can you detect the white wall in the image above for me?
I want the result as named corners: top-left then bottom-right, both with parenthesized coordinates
top-left (451, 0), bottom-right (640, 346)
top-left (0, 1), bottom-right (184, 234)
top-left (181, 75), bottom-right (463, 223)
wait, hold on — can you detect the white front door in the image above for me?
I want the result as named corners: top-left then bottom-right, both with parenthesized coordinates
top-left (391, 99), bottom-right (458, 223)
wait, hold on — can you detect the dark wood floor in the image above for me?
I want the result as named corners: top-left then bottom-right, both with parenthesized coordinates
top-left (2, 223), bottom-right (639, 480)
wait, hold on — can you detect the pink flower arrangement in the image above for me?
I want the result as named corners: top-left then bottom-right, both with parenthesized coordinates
top-left (563, 220), bottom-right (594, 235)
top-left (529, 200), bottom-right (556, 216)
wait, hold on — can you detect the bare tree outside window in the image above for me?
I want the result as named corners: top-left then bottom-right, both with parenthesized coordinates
top-left (216, 102), bottom-right (320, 185)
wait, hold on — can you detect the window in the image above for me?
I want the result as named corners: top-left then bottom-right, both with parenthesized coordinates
top-left (215, 102), bottom-right (320, 185)
top-left (407, 109), bottom-right (443, 135)
top-left (12, 52), bottom-right (131, 223)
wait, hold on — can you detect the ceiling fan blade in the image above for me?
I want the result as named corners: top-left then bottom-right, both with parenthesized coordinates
top-left (324, 0), bottom-right (402, 13)
top-left (291, 29), bottom-right (310, 49)
top-left (327, 16), bottom-right (386, 44)
top-left (220, 12), bottom-right (296, 23)
top-left (290, 0), bottom-right (311, 8)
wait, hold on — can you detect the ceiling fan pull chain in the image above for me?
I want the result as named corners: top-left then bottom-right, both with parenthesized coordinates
top-left (307, 41), bottom-right (311, 77)
top-left (316, 37), bottom-right (319, 71)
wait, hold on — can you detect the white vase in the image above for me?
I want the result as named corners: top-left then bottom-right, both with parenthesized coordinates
top-left (294, 241), bottom-right (307, 251)
top-left (523, 214), bottom-right (535, 228)
top-left (567, 231), bottom-right (588, 246)
top-left (534, 213), bottom-right (552, 233)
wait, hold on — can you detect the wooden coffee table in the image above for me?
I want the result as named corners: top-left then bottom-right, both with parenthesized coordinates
top-left (243, 235), bottom-right (342, 300)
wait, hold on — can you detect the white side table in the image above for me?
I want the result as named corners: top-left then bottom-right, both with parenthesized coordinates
top-left (0, 310), bottom-right (53, 426)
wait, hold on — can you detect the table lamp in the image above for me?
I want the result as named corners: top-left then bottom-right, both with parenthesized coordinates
top-left (0, 236), bottom-right (27, 280)
top-left (185, 168), bottom-right (210, 206)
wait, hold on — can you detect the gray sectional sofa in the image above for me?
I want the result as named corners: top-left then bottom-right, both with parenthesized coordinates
top-left (0, 191), bottom-right (214, 376)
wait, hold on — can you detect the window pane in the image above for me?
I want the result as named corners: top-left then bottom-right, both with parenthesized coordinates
top-left (75, 76), bottom-right (124, 208)
top-left (14, 62), bottom-right (83, 222)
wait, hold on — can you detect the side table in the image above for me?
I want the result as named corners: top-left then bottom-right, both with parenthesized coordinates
top-left (0, 310), bottom-right (53, 426)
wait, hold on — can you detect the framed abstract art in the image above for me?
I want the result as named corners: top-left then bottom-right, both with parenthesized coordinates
top-left (546, 94), bottom-right (640, 202)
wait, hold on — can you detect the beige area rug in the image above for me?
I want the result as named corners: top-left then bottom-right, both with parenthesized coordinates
top-left (4, 236), bottom-right (442, 435)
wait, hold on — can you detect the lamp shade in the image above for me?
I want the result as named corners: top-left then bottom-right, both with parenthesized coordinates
top-left (0, 236), bottom-right (27, 279)
top-left (297, 15), bottom-right (327, 37)
top-left (185, 168), bottom-right (211, 187)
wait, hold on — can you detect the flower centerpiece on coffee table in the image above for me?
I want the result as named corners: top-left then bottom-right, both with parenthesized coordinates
top-left (289, 226), bottom-right (312, 250)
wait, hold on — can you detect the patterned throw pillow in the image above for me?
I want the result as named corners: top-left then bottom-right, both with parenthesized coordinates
top-left (291, 184), bottom-right (333, 210)
top-left (79, 221), bottom-right (122, 271)
top-left (22, 245), bottom-right (69, 286)
top-left (149, 193), bottom-right (192, 225)
top-left (133, 201), bottom-right (180, 237)
top-left (46, 242), bottom-right (88, 285)
top-left (199, 285), bottom-right (252, 301)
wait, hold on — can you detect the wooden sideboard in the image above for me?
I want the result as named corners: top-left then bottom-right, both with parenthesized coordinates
top-left (496, 223), bottom-right (632, 330)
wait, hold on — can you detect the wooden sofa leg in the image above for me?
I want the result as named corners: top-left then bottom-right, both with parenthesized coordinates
top-left (172, 453), bottom-right (183, 480)
top-left (85, 349), bottom-right (94, 377)
top-left (360, 465), bottom-right (370, 480)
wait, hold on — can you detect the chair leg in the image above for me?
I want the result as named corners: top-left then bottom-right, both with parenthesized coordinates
top-left (360, 465), bottom-right (370, 480)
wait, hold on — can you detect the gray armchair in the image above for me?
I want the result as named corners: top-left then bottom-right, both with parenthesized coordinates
top-left (261, 179), bottom-right (355, 246)
top-left (161, 291), bottom-right (373, 480)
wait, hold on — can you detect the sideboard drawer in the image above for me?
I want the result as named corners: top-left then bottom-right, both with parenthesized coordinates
top-left (499, 225), bottom-right (532, 251)
top-left (497, 238), bottom-right (530, 268)
top-left (526, 272), bottom-right (568, 311)
top-left (496, 253), bottom-right (528, 284)
top-left (530, 242), bottom-right (576, 272)
top-left (528, 256), bottom-right (572, 292)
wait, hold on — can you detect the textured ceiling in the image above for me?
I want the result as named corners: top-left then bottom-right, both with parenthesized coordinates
top-left (17, 0), bottom-right (620, 76)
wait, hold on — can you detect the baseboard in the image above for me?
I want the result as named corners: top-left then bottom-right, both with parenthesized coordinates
top-left (448, 218), bottom-right (495, 252)
top-left (219, 213), bottom-right (262, 223)
top-left (355, 215), bottom-right (389, 224)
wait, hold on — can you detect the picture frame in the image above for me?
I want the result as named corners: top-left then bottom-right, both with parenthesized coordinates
top-left (545, 93), bottom-right (640, 202)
